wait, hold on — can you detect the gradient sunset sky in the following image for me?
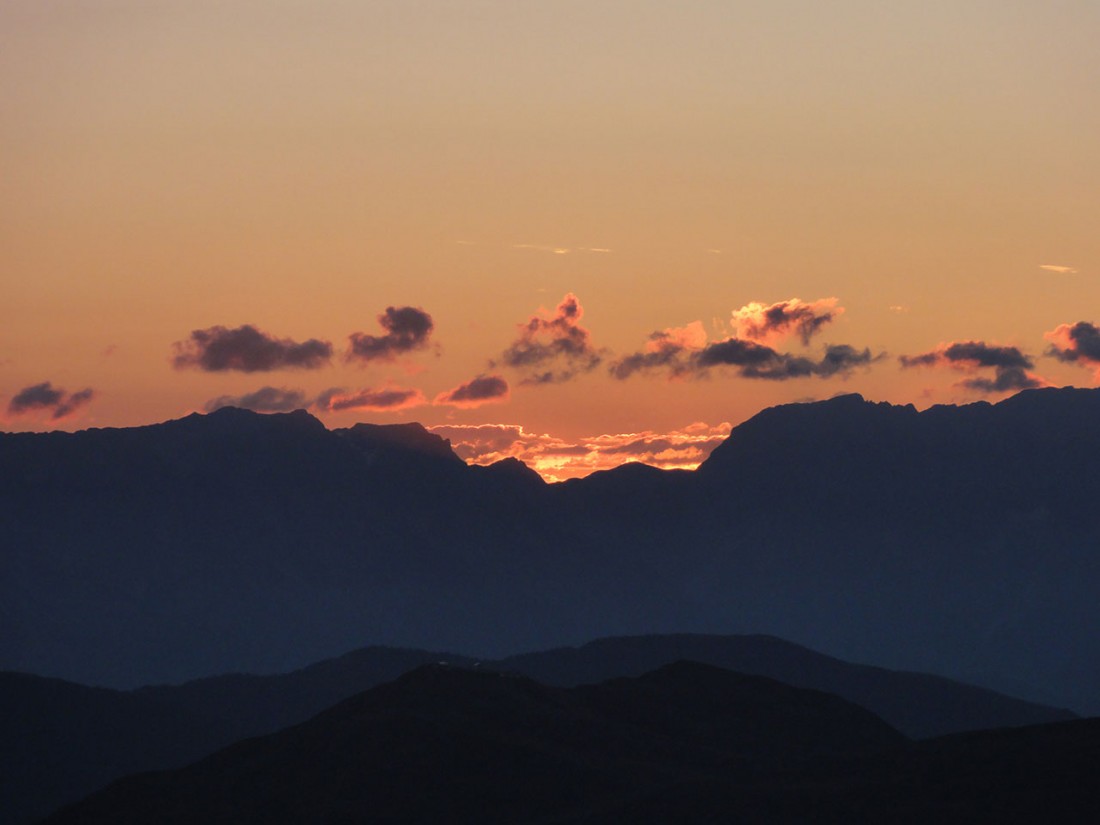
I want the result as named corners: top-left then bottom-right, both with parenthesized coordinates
top-left (3, 1), bottom-right (1098, 479)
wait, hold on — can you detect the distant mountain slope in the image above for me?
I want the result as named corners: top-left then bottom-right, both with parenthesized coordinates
top-left (493, 633), bottom-right (1076, 739)
top-left (41, 662), bottom-right (1100, 825)
top-left (42, 662), bottom-right (907, 825)
top-left (3, 388), bottom-right (1100, 715)
top-left (0, 672), bottom-right (215, 825)
top-left (0, 634), bottom-right (1074, 824)
top-left (0, 647), bottom-right (470, 825)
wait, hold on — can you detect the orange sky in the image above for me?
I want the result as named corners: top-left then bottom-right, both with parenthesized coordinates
top-left (2, 2), bottom-right (1098, 479)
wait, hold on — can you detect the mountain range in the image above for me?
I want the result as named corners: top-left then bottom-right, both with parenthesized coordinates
top-left (37, 660), bottom-right (1100, 824)
top-left (3, 386), bottom-right (1099, 717)
top-left (2, 632), bottom-right (1075, 823)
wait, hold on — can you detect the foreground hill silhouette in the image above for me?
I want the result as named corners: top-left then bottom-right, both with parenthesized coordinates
top-left (3, 633), bottom-right (1073, 823)
top-left (43, 662), bottom-right (907, 824)
top-left (41, 663), bottom-right (1100, 825)
top-left (3, 387), bottom-right (1100, 714)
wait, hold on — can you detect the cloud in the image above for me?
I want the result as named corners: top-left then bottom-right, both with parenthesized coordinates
top-left (8, 382), bottom-right (95, 420)
top-left (612, 310), bottom-right (876, 382)
top-left (347, 306), bottom-right (434, 364)
top-left (1045, 321), bottom-right (1100, 378)
top-left (511, 244), bottom-right (611, 255)
top-left (314, 384), bottom-right (426, 412)
top-left (899, 340), bottom-right (1044, 394)
top-left (900, 341), bottom-right (1032, 370)
top-left (696, 338), bottom-right (876, 380)
top-left (204, 386), bottom-right (309, 413)
top-left (497, 293), bottom-right (602, 384)
top-left (732, 297), bottom-right (841, 345)
top-left (172, 325), bottom-right (332, 372)
top-left (609, 348), bottom-right (690, 380)
top-left (648, 321), bottom-right (708, 352)
top-left (428, 421), bottom-right (732, 482)
top-left (608, 322), bottom-right (706, 380)
top-left (1039, 264), bottom-right (1077, 274)
top-left (512, 243), bottom-right (571, 254)
top-left (695, 336), bottom-right (875, 382)
top-left (815, 345), bottom-right (880, 377)
top-left (434, 374), bottom-right (510, 409)
top-left (696, 337), bottom-right (800, 372)
top-left (960, 368), bottom-right (1041, 393)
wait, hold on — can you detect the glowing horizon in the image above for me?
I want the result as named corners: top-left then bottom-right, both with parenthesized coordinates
top-left (3, 2), bottom-right (1098, 472)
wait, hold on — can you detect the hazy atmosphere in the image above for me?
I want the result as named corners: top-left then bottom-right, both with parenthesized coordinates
top-left (3, 1), bottom-right (1098, 478)
top-left (5, 6), bottom-right (1100, 821)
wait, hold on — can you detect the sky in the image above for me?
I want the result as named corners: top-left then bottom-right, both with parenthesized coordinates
top-left (2, 0), bottom-right (1098, 479)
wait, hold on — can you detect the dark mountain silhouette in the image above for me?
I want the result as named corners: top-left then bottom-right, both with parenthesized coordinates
top-left (3, 387), bottom-right (1100, 715)
top-left (41, 662), bottom-right (908, 825)
top-left (0, 671), bottom-right (215, 825)
top-left (606, 717), bottom-right (1100, 823)
top-left (40, 662), bottom-right (1100, 825)
top-left (492, 633), bottom-right (1076, 739)
top-left (0, 647), bottom-right (473, 824)
top-left (0, 634), bottom-right (1074, 824)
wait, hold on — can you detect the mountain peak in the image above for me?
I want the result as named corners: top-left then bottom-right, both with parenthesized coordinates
top-left (335, 421), bottom-right (463, 464)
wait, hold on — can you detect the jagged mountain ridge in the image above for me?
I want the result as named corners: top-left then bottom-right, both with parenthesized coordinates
top-left (2, 387), bottom-right (1099, 714)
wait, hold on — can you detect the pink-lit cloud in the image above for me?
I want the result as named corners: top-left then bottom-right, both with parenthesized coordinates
top-left (315, 384), bottom-right (427, 412)
top-left (428, 421), bottom-right (731, 482)
top-left (609, 320), bottom-right (706, 379)
top-left (497, 293), bottom-right (603, 384)
top-left (611, 299), bottom-right (876, 382)
top-left (1045, 321), bottom-right (1100, 380)
top-left (646, 321), bottom-right (707, 353)
top-left (731, 297), bottom-right (842, 345)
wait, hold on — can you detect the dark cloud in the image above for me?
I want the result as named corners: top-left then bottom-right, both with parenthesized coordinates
top-left (8, 382), bottom-right (95, 419)
top-left (613, 334), bottom-right (877, 382)
top-left (1045, 322), bottom-right (1100, 367)
top-left (498, 293), bottom-right (602, 384)
top-left (697, 338), bottom-right (799, 371)
top-left (204, 386), bottom-right (309, 413)
top-left (897, 352), bottom-right (940, 368)
top-left (608, 325), bottom-right (703, 380)
top-left (961, 367), bottom-right (1042, 393)
top-left (732, 297), bottom-right (841, 345)
top-left (699, 339), bottom-right (875, 380)
top-left (347, 306), bottom-right (434, 363)
top-left (434, 374), bottom-right (510, 408)
top-left (900, 341), bottom-right (1035, 371)
top-left (172, 325), bottom-right (332, 372)
top-left (941, 341), bottom-right (1032, 370)
top-left (899, 340), bottom-right (1043, 394)
top-left (608, 347), bottom-right (687, 379)
top-left (607, 321), bottom-right (703, 380)
top-left (815, 345), bottom-right (878, 377)
top-left (314, 385), bottom-right (426, 412)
